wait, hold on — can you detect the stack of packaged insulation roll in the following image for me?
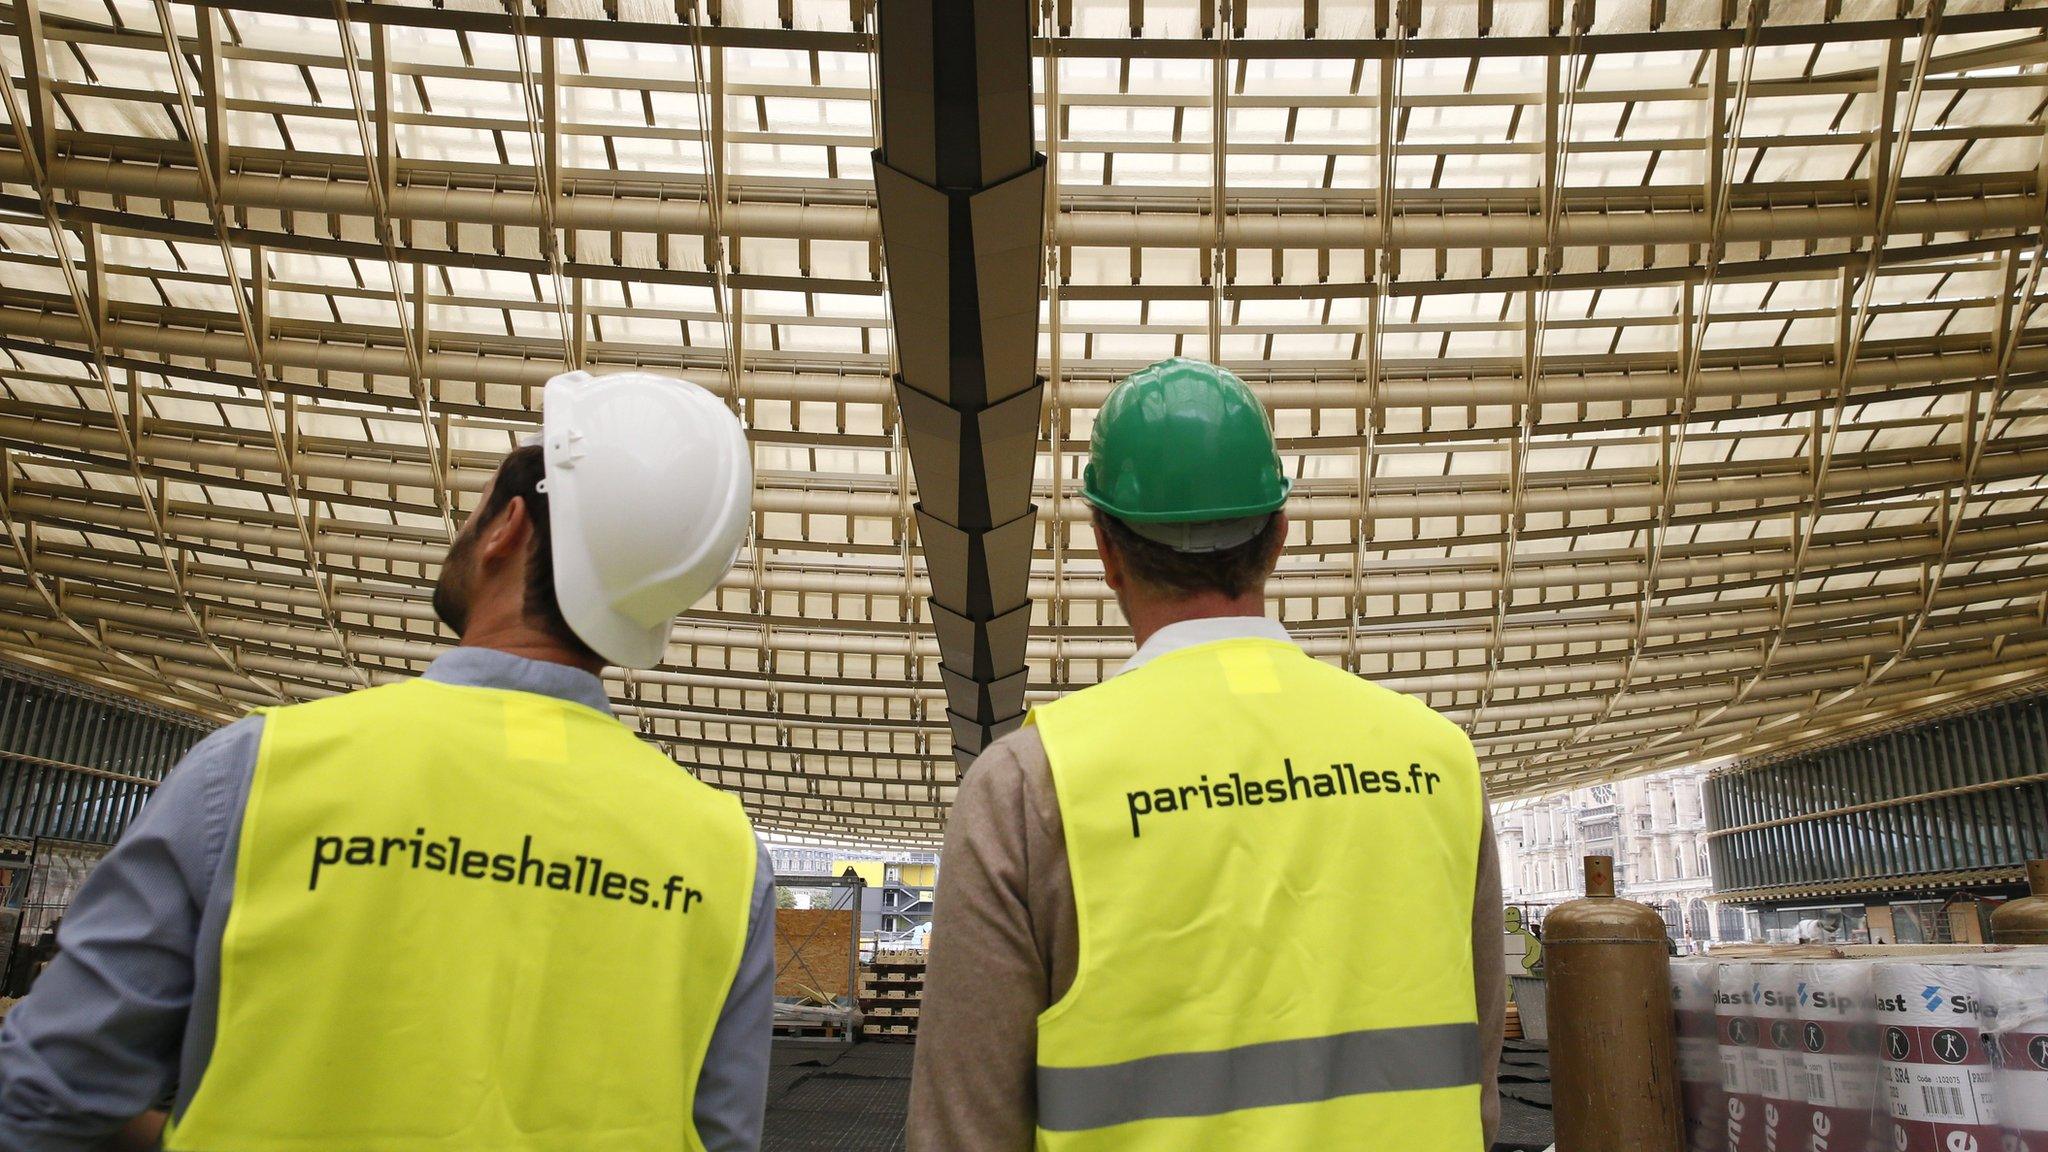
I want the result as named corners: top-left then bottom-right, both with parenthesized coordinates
top-left (1671, 958), bottom-right (1725, 1152)
top-left (1872, 957), bottom-right (2003, 1151)
top-left (1983, 957), bottom-right (2048, 1152)
top-left (1712, 959), bottom-right (1805, 1152)
top-left (1792, 960), bottom-right (1877, 1152)
top-left (1684, 951), bottom-right (2047, 1152)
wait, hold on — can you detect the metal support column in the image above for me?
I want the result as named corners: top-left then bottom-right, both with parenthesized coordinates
top-left (872, 0), bottom-right (1047, 770)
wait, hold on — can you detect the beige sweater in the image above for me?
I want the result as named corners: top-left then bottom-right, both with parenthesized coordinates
top-left (908, 724), bottom-right (1506, 1151)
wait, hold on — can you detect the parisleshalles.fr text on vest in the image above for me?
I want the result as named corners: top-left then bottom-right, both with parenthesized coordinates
top-left (1125, 759), bottom-right (1444, 838)
top-left (306, 831), bottom-right (707, 914)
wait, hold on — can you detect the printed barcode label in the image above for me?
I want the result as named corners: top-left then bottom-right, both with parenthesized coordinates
top-left (1757, 1066), bottom-right (1780, 1097)
top-left (1920, 1085), bottom-right (1965, 1119)
top-left (1794, 1070), bottom-right (1823, 1101)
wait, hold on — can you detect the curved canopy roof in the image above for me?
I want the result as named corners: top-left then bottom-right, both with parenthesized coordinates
top-left (1, 0), bottom-right (2044, 843)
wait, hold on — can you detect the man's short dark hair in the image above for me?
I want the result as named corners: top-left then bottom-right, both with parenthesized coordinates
top-left (1095, 510), bottom-right (1283, 599)
top-left (473, 445), bottom-right (601, 664)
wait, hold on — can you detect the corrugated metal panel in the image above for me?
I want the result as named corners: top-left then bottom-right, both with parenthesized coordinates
top-left (1707, 694), bottom-right (2048, 900)
top-left (0, 661), bottom-right (214, 845)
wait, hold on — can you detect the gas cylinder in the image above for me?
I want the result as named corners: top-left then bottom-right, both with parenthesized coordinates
top-left (1990, 858), bottom-right (2048, 944)
top-left (1544, 855), bottom-right (1684, 1152)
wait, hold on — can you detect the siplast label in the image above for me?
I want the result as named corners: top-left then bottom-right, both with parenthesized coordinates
top-left (1755, 968), bottom-right (1810, 1152)
top-left (1793, 967), bottom-right (1879, 1152)
top-left (1876, 968), bottom-right (2001, 1152)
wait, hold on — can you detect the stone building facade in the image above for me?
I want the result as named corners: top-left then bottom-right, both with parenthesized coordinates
top-left (1494, 763), bottom-right (1740, 950)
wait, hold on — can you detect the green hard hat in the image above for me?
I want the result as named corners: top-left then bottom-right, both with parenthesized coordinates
top-left (1082, 358), bottom-right (1291, 526)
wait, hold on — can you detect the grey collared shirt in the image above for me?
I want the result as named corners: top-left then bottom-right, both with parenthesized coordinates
top-left (0, 647), bottom-right (775, 1152)
top-left (1119, 615), bottom-right (1295, 674)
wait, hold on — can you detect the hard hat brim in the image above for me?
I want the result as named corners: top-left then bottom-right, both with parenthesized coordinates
top-left (551, 532), bottom-right (670, 670)
top-left (1080, 476), bottom-right (1292, 524)
top-left (1119, 513), bottom-right (1275, 553)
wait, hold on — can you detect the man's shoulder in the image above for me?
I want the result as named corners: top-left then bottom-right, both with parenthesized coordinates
top-left (977, 724), bottom-right (1048, 776)
top-left (954, 725), bottom-right (1058, 831)
top-left (168, 713), bottom-right (266, 789)
top-left (188, 711), bottom-right (267, 754)
top-left (262, 680), bottom-right (422, 724)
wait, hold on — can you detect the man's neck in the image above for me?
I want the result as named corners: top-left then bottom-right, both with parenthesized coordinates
top-left (1123, 592), bottom-right (1269, 652)
top-left (456, 620), bottom-right (605, 677)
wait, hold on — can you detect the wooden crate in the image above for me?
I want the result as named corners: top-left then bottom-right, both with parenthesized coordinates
top-left (775, 908), bottom-right (856, 1004)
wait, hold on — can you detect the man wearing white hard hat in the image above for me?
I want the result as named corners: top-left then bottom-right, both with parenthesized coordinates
top-left (0, 372), bottom-right (772, 1152)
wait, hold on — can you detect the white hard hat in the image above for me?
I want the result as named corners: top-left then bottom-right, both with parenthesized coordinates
top-left (541, 370), bottom-right (752, 669)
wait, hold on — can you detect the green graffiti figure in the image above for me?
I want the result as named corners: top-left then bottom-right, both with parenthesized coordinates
top-left (1505, 906), bottom-right (1543, 974)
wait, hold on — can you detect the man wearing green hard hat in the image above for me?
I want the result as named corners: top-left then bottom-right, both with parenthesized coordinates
top-left (911, 358), bottom-right (1504, 1151)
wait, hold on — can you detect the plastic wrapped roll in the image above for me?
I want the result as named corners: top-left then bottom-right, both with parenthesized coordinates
top-left (1672, 958), bottom-right (1727, 1152)
top-left (1752, 961), bottom-right (1807, 1152)
top-left (1980, 958), bottom-right (2048, 1152)
top-left (1873, 960), bottom-right (2000, 1152)
top-left (1718, 960), bottom-right (1767, 1152)
top-left (1792, 960), bottom-right (1878, 1152)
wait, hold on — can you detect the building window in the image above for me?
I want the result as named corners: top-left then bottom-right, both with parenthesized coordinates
top-left (1658, 901), bottom-right (1682, 937)
top-left (1688, 899), bottom-right (1712, 941)
top-left (1717, 906), bottom-right (1748, 942)
top-left (1892, 901), bottom-right (1943, 945)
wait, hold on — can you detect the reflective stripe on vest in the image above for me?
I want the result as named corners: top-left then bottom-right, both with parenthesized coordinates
top-left (165, 679), bottom-right (757, 1152)
top-left (1036, 1022), bottom-right (1482, 1132)
top-left (1030, 638), bottom-right (1485, 1151)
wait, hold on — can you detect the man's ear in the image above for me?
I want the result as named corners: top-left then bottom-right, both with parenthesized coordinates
top-left (1093, 518), bottom-right (1125, 595)
top-left (477, 495), bottom-right (534, 567)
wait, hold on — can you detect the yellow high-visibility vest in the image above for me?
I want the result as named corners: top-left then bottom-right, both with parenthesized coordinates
top-left (1029, 637), bottom-right (1485, 1152)
top-left (166, 678), bottom-right (757, 1152)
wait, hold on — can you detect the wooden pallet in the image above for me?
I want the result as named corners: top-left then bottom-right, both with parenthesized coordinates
top-left (774, 1021), bottom-right (851, 1040)
top-left (859, 952), bottom-right (928, 1040)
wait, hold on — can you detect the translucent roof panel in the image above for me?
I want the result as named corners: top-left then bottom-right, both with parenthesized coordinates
top-left (0, 0), bottom-right (2045, 843)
